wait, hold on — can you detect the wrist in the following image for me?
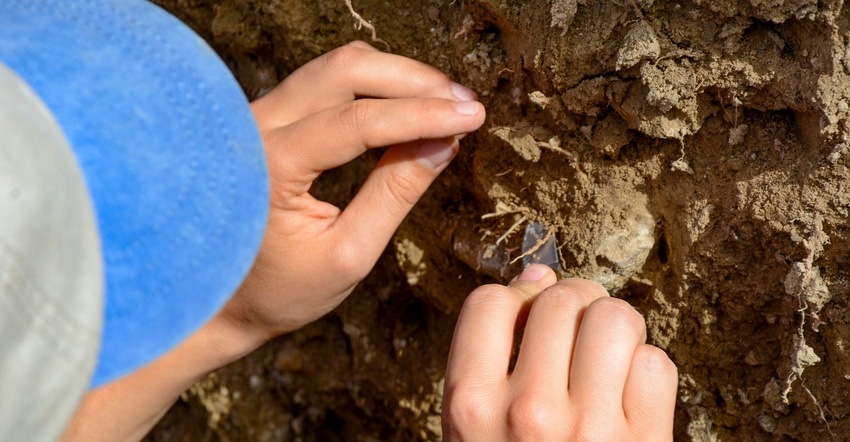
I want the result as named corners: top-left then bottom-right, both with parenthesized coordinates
top-left (191, 310), bottom-right (270, 374)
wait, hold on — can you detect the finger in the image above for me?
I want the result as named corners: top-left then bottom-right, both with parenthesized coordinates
top-left (568, 297), bottom-right (647, 412)
top-left (445, 266), bottom-right (558, 387)
top-left (622, 345), bottom-right (677, 439)
top-left (510, 279), bottom-right (609, 395)
top-left (332, 136), bottom-right (460, 262)
top-left (252, 42), bottom-right (477, 129)
top-left (263, 97), bottom-right (484, 200)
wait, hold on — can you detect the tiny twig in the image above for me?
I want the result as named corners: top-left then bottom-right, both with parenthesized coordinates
top-left (344, 0), bottom-right (390, 51)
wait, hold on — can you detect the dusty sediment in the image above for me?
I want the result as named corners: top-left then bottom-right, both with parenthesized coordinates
top-left (148, 1), bottom-right (850, 440)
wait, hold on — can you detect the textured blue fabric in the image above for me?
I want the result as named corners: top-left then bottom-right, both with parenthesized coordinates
top-left (0, 0), bottom-right (270, 387)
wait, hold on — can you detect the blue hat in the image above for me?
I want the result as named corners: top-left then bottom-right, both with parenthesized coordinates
top-left (0, 0), bottom-right (270, 386)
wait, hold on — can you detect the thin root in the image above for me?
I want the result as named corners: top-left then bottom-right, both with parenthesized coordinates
top-left (481, 202), bottom-right (528, 220)
top-left (536, 141), bottom-right (588, 178)
top-left (536, 141), bottom-right (576, 160)
top-left (801, 380), bottom-right (835, 441)
top-left (629, 0), bottom-right (645, 19)
top-left (344, 0), bottom-right (391, 51)
top-left (510, 230), bottom-right (553, 264)
top-left (496, 215), bottom-right (528, 245)
top-left (488, 125), bottom-right (509, 134)
top-left (481, 209), bottom-right (525, 220)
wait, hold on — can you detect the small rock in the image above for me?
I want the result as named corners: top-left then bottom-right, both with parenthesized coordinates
top-left (550, 0), bottom-right (577, 33)
top-left (615, 21), bottom-right (661, 71)
top-left (784, 261), bottom-right (831, 313)
top-left (528, 90), bottom-right (550, 109)
top-left (395, 237), bottom-right (427, 285)
top-left (757, 413), bottom-right (777, 433)
top-left (592, 194), bottom-right (655, 290)
top-left (671, 157), bottom-right (694, 174)
top-left (728, 124), bottom-right (748, 146)
top-left (828, 143), bottom-right (848, 163)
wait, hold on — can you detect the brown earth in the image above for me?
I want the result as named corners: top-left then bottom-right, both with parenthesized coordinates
top-left (147, 0), bottom-right (850, 440)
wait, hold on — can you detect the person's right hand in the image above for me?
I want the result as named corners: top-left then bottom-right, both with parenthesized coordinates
top-left (442, 264), bottom-right (677, 441)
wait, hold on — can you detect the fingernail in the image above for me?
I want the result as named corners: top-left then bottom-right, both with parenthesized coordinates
top-left (516, 264), bottom-right (548, 282)
top-left (451, 82), bottom-right (477, 101)
top-left (453, 101), bottom-right (481, 116)
top-left (416, 139), bottom-right (457, 170)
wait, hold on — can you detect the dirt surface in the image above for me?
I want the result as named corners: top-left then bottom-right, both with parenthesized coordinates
top-left (148, 0), bottom-right (850, 440)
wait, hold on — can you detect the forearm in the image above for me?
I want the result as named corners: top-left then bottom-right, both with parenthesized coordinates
top-left (61, 312), bottom-right (262, 442)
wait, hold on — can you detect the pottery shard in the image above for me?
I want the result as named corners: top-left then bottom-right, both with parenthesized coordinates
top-left (615, 21), bottom-right (661, 71)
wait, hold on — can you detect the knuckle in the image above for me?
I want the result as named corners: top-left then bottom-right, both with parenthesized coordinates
top-left (443, 382), bottom-right (498, 432)
top-left (533, 285), bottom-right (589, 313)
top-left (337, 100), bottom-right (375, 132)
top-left (636, 344), bottom-right (678, 376)
top-left (464, 284), bottom-right (518, 311)
top-left (587, 297), bottom-right (645, 334)
top-left (331, 241), bottom-right (369, 282)
top-left (507, 393), bottom-right (558, 439)
top-left (410, 65), bottom-right (452, 92)
top-left (322, 43), bottom-right (362, 72)
top-left (568, 417), bottom-right (615, 441)
top-left (560, 278), bottom-right (609, 299)
top-left (382, 166), bottom-right (425, 209)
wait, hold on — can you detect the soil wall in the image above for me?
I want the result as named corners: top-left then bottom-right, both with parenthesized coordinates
top-left (147, 0), bottom-right (850, 440)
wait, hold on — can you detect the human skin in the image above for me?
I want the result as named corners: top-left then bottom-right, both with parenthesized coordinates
top-left (443, 264), bottom-right (678, 441)
top-left (62, 42), bottom-right (676, 441)
top-left (62, 40), bottom-right (486, 441)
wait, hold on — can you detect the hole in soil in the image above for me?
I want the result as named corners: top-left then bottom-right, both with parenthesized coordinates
top-left (657, 233), bottom-right (670, 264)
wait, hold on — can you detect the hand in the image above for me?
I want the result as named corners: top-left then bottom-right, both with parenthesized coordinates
top-left (219, 41), bottom-right (486, 344)
top-left (442, 265), bottom-right (677, 441)
top-left (62, 43), bottom-right (485, 442)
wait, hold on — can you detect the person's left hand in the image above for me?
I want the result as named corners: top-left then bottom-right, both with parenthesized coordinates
top-left (218, 41), bottom-right (486, 345)
top-left (62, 42), bottom-right (485, 442)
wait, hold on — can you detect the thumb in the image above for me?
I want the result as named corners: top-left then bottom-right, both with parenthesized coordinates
top-left (508, 264), bottom-right (559, 302)
top-left (334, 136), bottom-right (460, 261)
